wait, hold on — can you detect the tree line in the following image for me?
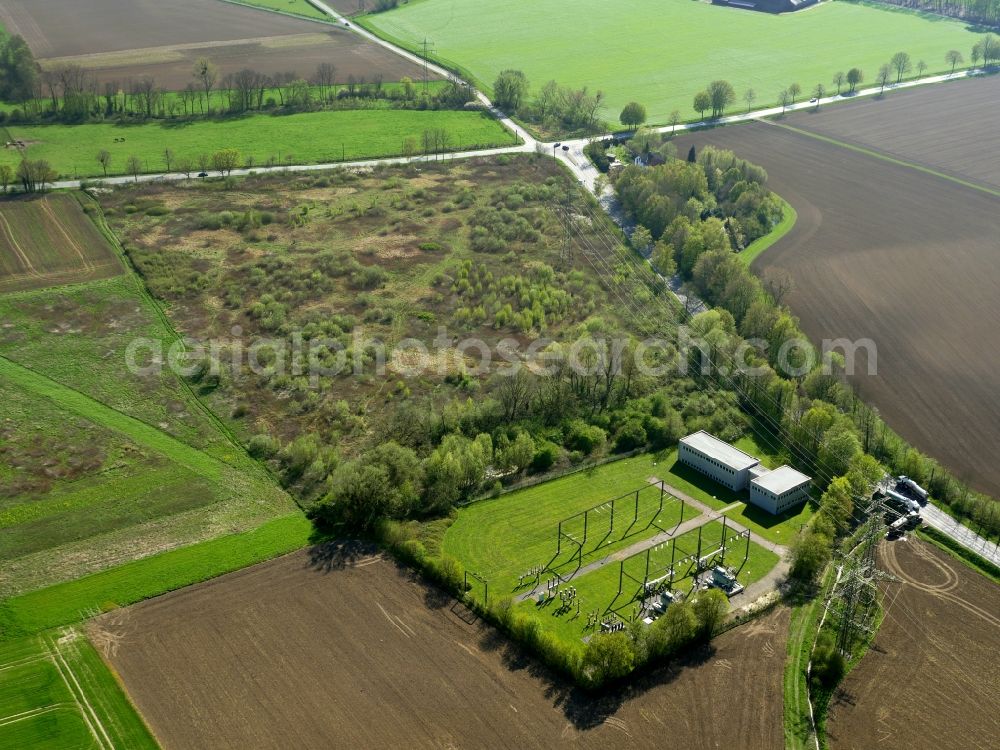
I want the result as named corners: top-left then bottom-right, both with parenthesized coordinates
top-left (0, 36), bottom-right (476, 125)
top-left (493, 69), bottom-right (606, 134)
top-left (609, 145), bottom-right (1000, 555)
top-left (867, 0), bottom-right (1000, 25)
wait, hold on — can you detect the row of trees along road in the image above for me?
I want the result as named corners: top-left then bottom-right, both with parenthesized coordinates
top-left (686, 35), bottom-right (999, 120)
top-left (0, 37), bottom-right (475, 124)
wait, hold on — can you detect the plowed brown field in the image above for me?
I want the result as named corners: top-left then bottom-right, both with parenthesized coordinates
top-left (0, 195), bottom-right (122, 293)
top-left (677, 105), bottom-right (1000, 496)
top-left (827, 539), bottom-right (1000, 749)
top-left (0, 0), bottom-right (423, 89)
top-left (94, 545), bottom-right (787, 749)
top-left (783, 75), bottom-right (1000, 192)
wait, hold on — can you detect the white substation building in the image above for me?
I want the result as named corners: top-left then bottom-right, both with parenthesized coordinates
top-left (678, 430), bottom-right (811, 515)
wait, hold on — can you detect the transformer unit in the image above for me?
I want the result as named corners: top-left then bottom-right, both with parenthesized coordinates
top-left (897, 476), bottom-right (929, 505)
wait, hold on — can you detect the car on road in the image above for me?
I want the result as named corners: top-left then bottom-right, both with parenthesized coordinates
top-left (197, 172), bottom-right (208, 178)
top-left (562, 145), bottom-right (570, 151)
top-left (809, 97), bottom-right (818, 104)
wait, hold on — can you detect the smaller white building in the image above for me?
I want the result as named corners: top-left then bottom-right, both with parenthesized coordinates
top-left (678, 431), bottom-right (760, 492)
top-left (750, 465), bottom-right (811, 515)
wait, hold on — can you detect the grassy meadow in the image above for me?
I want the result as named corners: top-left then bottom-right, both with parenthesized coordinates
top-left (364, 0), bottom-right (980, 124)
top-left (0, 109), bottom-right (518, 179)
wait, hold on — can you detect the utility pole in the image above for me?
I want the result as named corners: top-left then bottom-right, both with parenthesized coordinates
top-left (421, 38), bottom-right (435, 95)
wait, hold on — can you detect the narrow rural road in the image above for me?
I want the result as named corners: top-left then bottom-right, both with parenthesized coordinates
top-left (921, 503), bottom-right (1000, 567)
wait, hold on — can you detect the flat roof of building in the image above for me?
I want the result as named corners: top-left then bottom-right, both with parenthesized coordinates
top-left (679, 431), bottom-right (760, 471)
top-left (751, 465), bottom-right (811, 494)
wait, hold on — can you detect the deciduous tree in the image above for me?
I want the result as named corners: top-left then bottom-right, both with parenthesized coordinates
top-left (876, 63), bottom-right (892, 93)
top-left (581, 632), bottom-right (635, 686)
top-left (946, 49), bottom-right (964, 74)
top-left (707, 79), bottom-right (735, 118)
top-left (125, 154), bottom-right (142, 182)
top-left (890, 51), bottom-right (912, 83)
top-left (693, 90), bottom-right (711, 120)
top-left (619, 101), bottom-right (647, 131)
top-left (778, 88), bottom-right (792, 114)
top-left (96, 149), bottom-right (111, 177)
top-left (193, 57), bottom-right (217, 114)
top-left (846, 67), bottom-right (863, 93)
top-left (493, 69), bottom-right (528, 112)
top-left (832, 70), bottom-right (845, 95)
top-left (743, 87), bottom-right (756, 112)
top-left (211, 148), bottom-right (241, 176)
top-left (788, 82), bottom-right (802, 103)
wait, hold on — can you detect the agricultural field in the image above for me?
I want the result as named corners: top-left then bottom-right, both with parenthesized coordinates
top-left (0, 194), bottom-right (122, 293)
top-left (97, 547), bottom-right (788, 749)
top-left (0, 200), bottom-right (295, 594)
top-left (0, 630), bottom-right (155, 749)
top-left (0, 109), bottom-right (519, 179)
top-left (363, 0), bottom-right (979, 124)
top-left (675, 89), bottom-right (1000, 497)
top-left (782, 73), bottom-right (1000, 193)
top-left (826, 539), bottom-right (1000, 748)
top-left (0, 0), bottom-right (423, 90)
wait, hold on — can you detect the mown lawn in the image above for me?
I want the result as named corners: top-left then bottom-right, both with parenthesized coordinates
top-left (364, 0), bottom-right (979, 125)
top-left (513, 519), bottom-right (780, 650)
top-left (442, 434), bottom-right (784, 596)
top-left (0, 109), bottom-right (518, 178)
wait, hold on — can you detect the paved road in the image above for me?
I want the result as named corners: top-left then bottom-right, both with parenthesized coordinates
top-left (921, 503), bottom-right (1000, 567)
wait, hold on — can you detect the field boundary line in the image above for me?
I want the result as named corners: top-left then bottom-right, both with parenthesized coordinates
top-left (43, 633), bottom-right (113, 750)
top-left (0, 653), bottom-right (49, 672)
top-left (216, 0), bottom-right (339, 25)
top-left (757, 117), bottom-right (1000, 199)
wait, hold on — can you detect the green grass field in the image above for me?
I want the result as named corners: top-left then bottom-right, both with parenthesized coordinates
top-left (441, 439), bottom-right (794, 648)
top-left (364, 0), bottom-right (979, 125)
top-left (0, 109), bottom-right (518, 179)
top-left (512, 519), bottom-right (780, 650)
top-left (0, 631), bottom-right (156, 749)
top-left (0, 514), bottom-right (312, 639)
top-left (443, 438), bottom-right (804, 591)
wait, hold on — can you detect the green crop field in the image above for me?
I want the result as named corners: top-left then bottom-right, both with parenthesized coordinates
top-left (0, 514), bottom-right (312, 638)
top-left (0, 109), bottom-right (518, 179)
top-left (0, 631), bottom-right (156, 749)
top-left (364, 0), bottom-right (979, 125)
